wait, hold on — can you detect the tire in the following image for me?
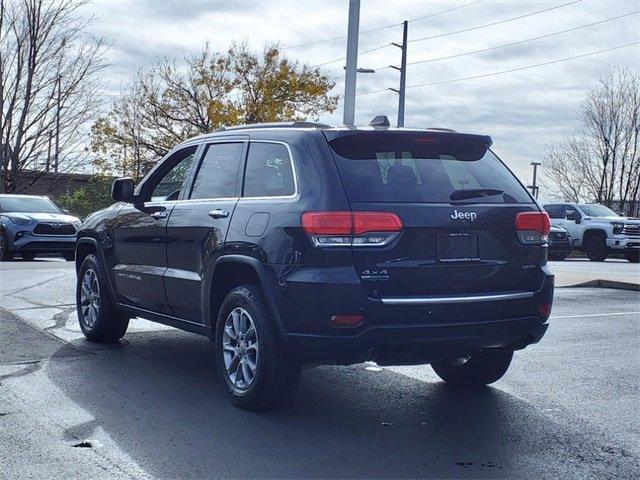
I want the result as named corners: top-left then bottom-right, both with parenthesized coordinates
top-left (625, 251), bottom-right (640, 263)
top-left (0, 230), bottom-right (13, 261)
top-left (585, 235), bottom-right (609, 262)
top-left (548, 253), bottom-right (567, 261)
top-left (215, 285), bottom-right (300, 411)
top-left (63, 252), bottom-right (75, 261)
top-left (76, 253), bottom-right (129, 343)
top-left (21, 253), bottom-right (35, 261)
top-left (431, 349), bottom-right (514, 387)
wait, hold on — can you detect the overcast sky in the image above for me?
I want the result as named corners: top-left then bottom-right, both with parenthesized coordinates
top-left (79, 0), bottom-right (640, 191)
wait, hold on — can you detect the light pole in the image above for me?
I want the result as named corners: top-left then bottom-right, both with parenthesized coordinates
top-left (343, 0), bottom-right (361, 126)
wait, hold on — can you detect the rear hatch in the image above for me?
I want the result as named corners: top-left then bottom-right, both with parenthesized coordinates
top-left (325, 130), bottom-right (545, 298)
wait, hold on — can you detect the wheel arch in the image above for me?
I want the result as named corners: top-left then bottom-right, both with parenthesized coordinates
top-left (205, 255), bottom-right (289, 346)
top-left (583, 228), bottom-right (607, 243)
top-left (75, 236), bottom-right (119, 305)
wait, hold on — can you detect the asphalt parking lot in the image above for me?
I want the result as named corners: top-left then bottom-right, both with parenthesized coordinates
top-left (1, 259), bottom-right (639, 479)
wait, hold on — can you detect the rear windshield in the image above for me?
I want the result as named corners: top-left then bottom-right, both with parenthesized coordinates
top-left (329, 133), bottom-right (532, 204)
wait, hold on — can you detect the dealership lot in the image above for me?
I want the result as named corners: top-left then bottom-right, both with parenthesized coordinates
top-left (0, 259), bottom-right (639, 479)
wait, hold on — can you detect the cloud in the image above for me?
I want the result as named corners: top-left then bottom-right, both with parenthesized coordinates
top-left (79, 0), bottom-right (640, 183)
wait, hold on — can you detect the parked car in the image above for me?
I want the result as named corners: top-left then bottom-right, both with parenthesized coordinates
top-left (547, 225), bottom-right (572, 261)
top-left (543, 203), bottom-right (640, 263)
top-left (0, 194), bottom-right (81, 261)
top-left (75, 119), bottom-right (554, 410)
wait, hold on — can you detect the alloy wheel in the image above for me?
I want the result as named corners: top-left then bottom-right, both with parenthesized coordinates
top-left (80, 268), bottom-right (100, 328)
top-left (222, 307), bottom-right (259, 390)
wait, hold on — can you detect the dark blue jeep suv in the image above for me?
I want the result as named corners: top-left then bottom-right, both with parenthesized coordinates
top-left (75, 119), bottom-right (554, 410)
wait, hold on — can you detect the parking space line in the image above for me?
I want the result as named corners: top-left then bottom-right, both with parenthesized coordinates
top-left (552, 311), bottom-right (640, 319)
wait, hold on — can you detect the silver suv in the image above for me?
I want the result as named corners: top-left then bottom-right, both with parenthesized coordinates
top-left (0, 194), bottom-right (81, 261)
top-left (543, 203), bottom-right (640, 263)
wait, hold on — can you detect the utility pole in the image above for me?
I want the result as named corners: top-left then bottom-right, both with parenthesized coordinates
top-left (390, 21), bottom-right (408, 127)
top-left (343, 0), bottom-right (361, 126)
top-left (528, 161), bottom-right (541, 199)
top-left (54, 74), bottom-right (61, 173)
top-left (46, 131), bottom-right (52, 173)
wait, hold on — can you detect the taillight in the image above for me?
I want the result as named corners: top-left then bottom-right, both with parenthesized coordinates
top-left (515, 211), bottom-right (551, 245)
top-left (302, 211), bottom-right (403, 247)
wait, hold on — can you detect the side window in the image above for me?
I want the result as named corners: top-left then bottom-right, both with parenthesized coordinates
top-left (190, 143), bottom-right (245, 199)
top-left (151, 148), bottom-right (197, 201)
top-left (564, 206), bottom-right (580, 221)
top-left (544, 205), bottom-right (563, 219)
top-left (243, 143), bottom-right (295, 197)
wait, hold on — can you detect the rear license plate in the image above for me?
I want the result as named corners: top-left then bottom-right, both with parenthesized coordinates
top-left (437, 233), bottom-right (480, 263)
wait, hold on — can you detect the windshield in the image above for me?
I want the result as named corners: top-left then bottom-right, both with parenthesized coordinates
top-left (578, 204), bottom-right (619, 217)
top-left (329, 133), bottom-right (532, 204)
top-left (0, 196), bottom-right (61, 214)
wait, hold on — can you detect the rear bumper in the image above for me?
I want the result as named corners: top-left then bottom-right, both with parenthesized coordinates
top-left (288, 318), bottom-right (548, 365)
top-left (280, 265), bottom-right (554, 364)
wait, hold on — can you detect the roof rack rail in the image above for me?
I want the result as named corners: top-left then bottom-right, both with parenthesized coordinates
top-left (215, 121), bottom-right (331, 132)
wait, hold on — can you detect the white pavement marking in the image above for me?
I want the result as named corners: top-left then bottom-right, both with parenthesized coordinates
top-left (551, 311), bottom-right (640, 319)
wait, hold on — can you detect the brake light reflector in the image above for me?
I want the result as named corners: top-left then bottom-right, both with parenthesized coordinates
top-left (330, 314), bottom-right (364, 328)
top-left (302, 211), bottom-right (403, 247)
top-left (515, 211), bottom-right (551, 245)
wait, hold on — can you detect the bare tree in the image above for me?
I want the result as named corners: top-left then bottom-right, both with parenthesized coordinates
top-left (0, 0), bottom-right (106, 193)
top-left (543, 67), bottom-right (640, 215)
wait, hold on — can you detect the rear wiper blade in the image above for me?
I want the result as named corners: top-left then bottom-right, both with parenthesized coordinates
top-left (450, 188), bottom-right (504, 201)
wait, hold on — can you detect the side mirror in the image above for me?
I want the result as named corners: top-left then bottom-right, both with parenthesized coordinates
top-left (575, 218), bottom-right (581, 225)
top-left (111, 178), bottom-right (135, 203)
top-left (62, 209), bottom-right (70, 215)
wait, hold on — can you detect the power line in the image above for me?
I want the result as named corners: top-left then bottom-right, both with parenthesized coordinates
top-left (282, 0), bottom-right (483, 50)
top-left (318, 42), bottom-right (391, 67)
top-left (397, 10), bottom-right (639, 68)
top-left (408, 0), bottom-right (583, 45)
top-left (356, 42), bottom-right (640, 96)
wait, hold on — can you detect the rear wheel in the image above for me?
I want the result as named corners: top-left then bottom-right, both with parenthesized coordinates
top-left (0, 230), bottom-right (12, 261)
top-left (585, 235), bottom-right (608, 262)
top-left (625, 251), bottom-right (639, 263)
top-left (21, 252), bottom-right (35, 261)
top-left (76, 254), bottom-right (129, 342)
top-left (548, 253), bottom-right (567, 261)
top-left (215, 285), bottom-right (300, 411)
top-left (431, 349), bottom-right (513, 386)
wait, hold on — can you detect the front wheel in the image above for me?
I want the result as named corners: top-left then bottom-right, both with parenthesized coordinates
top-left (431, 349), bottom-right (514, 387)
top-left (625, 251), bottom-right (640, 263)
top-left (0, 230), bottom-right (12, 261)
top-left (585, 235), bottom-right (608, 261)
top-left (215, 285), bottom-right (300, 411)
top-left (76, 254), bottom-right (129, 342)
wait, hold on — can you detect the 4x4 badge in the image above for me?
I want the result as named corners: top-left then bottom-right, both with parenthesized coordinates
top-left (450, 210), bottom-right (477, 221)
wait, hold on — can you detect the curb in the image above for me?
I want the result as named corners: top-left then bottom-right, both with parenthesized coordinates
top-left (559, 279), bottom-right (640, 291)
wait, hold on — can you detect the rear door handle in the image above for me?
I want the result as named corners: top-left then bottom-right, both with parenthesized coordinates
top-left (150, 211), bottom-right (168, 220)
top-left (208, 209), bottom-right (229, 219)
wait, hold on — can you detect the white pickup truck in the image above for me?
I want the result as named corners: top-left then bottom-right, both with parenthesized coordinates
top-left (543, 203), bottom-right (640, 263)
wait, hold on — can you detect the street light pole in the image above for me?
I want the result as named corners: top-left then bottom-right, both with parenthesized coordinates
top-left (343, 0), bottom-right (361, 126)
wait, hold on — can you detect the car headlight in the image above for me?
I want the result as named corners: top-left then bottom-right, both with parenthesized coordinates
top-left (9, 217), bottom-right (32, 225)
top-left (611, 222), bottom-right (624, 234)
top-left (73, 220), bottom-right (82, 228)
